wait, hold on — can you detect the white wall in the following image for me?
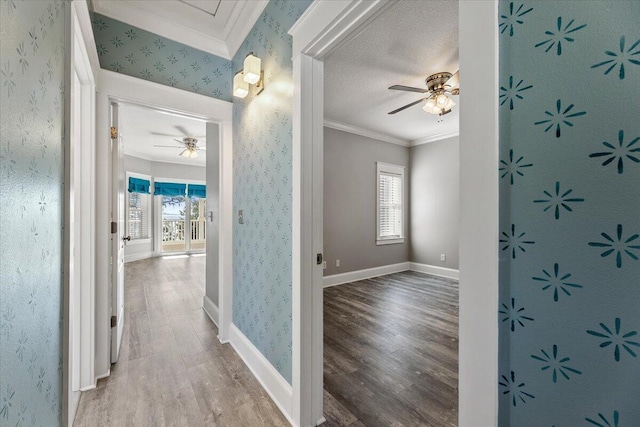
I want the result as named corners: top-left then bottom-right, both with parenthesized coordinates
top-left (124, 154), bottom-right (206, 262)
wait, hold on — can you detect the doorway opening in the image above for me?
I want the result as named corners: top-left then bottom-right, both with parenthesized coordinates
top-left (290, 1), bottom-right (499, 425)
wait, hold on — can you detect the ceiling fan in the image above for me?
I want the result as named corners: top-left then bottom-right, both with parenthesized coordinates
top-left (153, 136), bottom-right (206, 159)
top-left (388, 70), bottom-right (459, 116)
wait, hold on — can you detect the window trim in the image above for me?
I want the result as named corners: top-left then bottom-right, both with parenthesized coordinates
top-left (126, 172), bottom-right (153, 243)
top-left (376, 162), bottom-right (406, 245)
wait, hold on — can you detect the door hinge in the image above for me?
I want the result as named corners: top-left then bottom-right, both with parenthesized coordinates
top-left (110, 126), bottom-right (118, 140)
top-left (111, 221), bottom-right (117, 234)
top-left (111, 315), bottom-right (117, 328)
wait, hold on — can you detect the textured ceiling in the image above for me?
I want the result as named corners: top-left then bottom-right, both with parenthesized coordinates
top-left (120, 104), bottom-right (207, 167)
top-left (324, 0), bottom-right (459, 143)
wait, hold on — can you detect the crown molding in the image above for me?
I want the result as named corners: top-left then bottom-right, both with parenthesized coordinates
top-left (93, 0), bottom-right (267, 60)
top-left (323, 119), bottom-right (410, 147)
top-left (410, 128), bottom-right (460, 147)
top-left (226, 1), bottom-right (269, 59)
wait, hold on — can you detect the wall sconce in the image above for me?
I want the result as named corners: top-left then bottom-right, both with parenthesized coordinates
top-left (233, 52), bottom-right (264, 98)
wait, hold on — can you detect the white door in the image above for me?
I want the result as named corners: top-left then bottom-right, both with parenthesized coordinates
top-left (110, 103), bottom-right (126, 363)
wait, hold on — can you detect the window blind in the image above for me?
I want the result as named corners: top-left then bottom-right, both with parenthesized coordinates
top-left (378, 172), bottom-right (403, 239)
top-left (154, 181), bottom-right (186, 197)
top-left (128, 192), bottom-right (150, 240)
top-left (128, 177), bottom-right (150, 194)
top-left (187, 184), bottom-right (206, 198)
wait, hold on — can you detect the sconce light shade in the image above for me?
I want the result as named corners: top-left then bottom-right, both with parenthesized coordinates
top-left (233, 71), bottom-right (249, 98)
top-left (243, 54), bottom-right (262, 85)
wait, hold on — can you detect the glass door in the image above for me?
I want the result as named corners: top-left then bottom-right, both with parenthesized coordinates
top-left (161, 196), bottom-right (186, 252)
top-left (189, 197), bottom-right (206, 251)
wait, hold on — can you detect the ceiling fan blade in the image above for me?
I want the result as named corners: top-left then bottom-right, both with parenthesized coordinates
top-left (388, 98), bottom-right (425, 115)
top-left (174, 138), bottom-right (185, 144)
top-left (198, 147), bottom-right (206, 151)
top-left (389, 85), bottom-right (429, 93)
top-left (150, 132), bottom-right (183, 137)
top-left (175, 125), bottom-right (191, 136)
top-left (153, 145), bottom-right (182, 148)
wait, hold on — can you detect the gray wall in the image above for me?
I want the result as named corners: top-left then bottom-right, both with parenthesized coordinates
top-left (205, 123), bottom-right (219, 306)
top-left (323, 127), bottom-right (410, 276)
top-left (410, 136), bottom-right (460, 269)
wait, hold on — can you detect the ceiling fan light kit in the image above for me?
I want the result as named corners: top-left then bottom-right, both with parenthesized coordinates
top-left (388, 70), bottom-right (460, 116)
top-left (154, 135), bottom-right (204, 159)
top-left (233, 53), bottom-right (264, 98)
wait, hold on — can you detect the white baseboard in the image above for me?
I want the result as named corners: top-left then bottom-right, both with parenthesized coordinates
top-left (202, 294), bottom-right (219, 327)
top-left (228, 324), bottom-right (293, 425)
top-left (323, 262), bottom-right (411, 288)
top-left (409, 262), bottom-right (459, 280)
top-left (124, 252), bottom-right (153, 263)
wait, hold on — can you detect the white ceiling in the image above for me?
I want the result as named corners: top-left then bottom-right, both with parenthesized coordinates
top-left (92, 0), bottom-right (268, 59)
top-left (324, 0), bottom-right (459, 144)
top-left (120, 104), bottom-right (207, 167)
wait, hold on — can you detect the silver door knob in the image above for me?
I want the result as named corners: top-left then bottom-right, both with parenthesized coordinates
top-left (123, 236), bottom-right (131, 241)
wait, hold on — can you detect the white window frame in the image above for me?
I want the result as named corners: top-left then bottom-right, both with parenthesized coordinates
top-left (125, 172), bottom-right (152, 245)
top-left (376, 162), bottom-right (405, 245)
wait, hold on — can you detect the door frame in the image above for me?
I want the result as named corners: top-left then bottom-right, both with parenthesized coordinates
top-left (94, 69), bottom-right (234, 379)
top-left (63, 1), bottom-right (99, 426)
top-left (289, 1), bottom-right (500, 426)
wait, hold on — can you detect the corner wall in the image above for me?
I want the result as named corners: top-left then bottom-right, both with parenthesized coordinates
top-left (410, 136), bottom-right (460, 269)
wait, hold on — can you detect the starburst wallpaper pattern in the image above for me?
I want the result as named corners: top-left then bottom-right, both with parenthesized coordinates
top-left (90, 13), bottom-right (233, 101)
top-left (232, 0), bottom-right (313, 384)
top-left (499, 1), bottom-right (640, 425)
top-left (0, 0), bottom-right (65, 425)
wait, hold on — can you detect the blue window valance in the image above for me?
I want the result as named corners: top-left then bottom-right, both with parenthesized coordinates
top-left (154, 181), bottom-right (186, 197)
top-left (187, 184), bottom-right (206, 198)
top-left (128, 177), bottom-right (151, 194)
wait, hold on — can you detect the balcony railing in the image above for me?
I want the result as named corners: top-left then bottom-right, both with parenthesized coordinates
top-left (162, 219), bottom-right (206, 252)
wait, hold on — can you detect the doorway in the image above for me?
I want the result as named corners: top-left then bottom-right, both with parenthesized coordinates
top-left (92, 70), bottom-right (234, 385)
top-left (290, 1), bottom-right (499, 425)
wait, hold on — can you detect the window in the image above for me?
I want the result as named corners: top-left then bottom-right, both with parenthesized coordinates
top-left (127, 190), bottom-right (150, 240)
top-left (376, 162), bottom-right (405, 245)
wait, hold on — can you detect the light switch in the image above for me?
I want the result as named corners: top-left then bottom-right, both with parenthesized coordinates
top-left (238, 210), bottom-right (244, 224)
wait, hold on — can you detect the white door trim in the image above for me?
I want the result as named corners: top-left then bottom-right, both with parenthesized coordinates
top-left (94, 69), bottom-right (234, 378)
top-left (289, 1), bottom-right (500, 426)
top-left (63, 1), bottom-right (98, 426)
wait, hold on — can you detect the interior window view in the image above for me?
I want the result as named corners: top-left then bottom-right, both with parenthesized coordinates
top-left (2, 1), bottom-right (638, 427)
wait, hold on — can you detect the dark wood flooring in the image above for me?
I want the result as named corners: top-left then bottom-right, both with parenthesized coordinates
top-left (322, 271), bottom-right (459, 427)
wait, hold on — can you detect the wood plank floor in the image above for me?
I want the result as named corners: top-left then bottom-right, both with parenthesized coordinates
top-left (321, 271), bottom-right (459, 427)
top-left (73, 256), bottom-right (289, 427)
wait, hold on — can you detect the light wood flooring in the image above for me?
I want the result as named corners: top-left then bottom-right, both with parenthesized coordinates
top-left (73, 256), bottom-right (289, 427)
top-left (322, 271), bottom-right (459, 427)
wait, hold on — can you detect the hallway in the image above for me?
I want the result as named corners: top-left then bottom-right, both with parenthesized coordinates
top-left (73, 256), bottom-right (287, 426)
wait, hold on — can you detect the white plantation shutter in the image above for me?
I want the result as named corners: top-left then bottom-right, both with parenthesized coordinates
top-left (377, 162), bottom-right (405, 243)
top-left (128, 192), bottom-right (150, 240)
top-left (379, 173), bottom-right (402, 238)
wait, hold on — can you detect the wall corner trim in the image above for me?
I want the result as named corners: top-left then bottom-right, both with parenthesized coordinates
top-left (323, 262), bottom-right (411, 287)
top-left (228, 324), bottom-right (294, 425)
top-left (409, 262), bottom-right (459, 280)
top-left (410, 129), bottom-right (460, 147)
top-left (202, 295), bottom-right (219, 328)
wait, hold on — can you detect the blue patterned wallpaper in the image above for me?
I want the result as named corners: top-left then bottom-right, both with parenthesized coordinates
top-left (91, 13), bottom-right (233, 101)
top-left (232, 0), bottom-right (312, 384)
top-left (0, 0), bottom-right (65, 425)
top-left (498, 1), bottom-right (640, 425)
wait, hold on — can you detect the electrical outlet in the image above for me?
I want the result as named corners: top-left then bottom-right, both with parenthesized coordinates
top-left (335, 259), bottom-right (340, 267)
top-left (440, 254), bottom-right (446, 262)
top-left (322, 261), bottom-right (327, 269)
